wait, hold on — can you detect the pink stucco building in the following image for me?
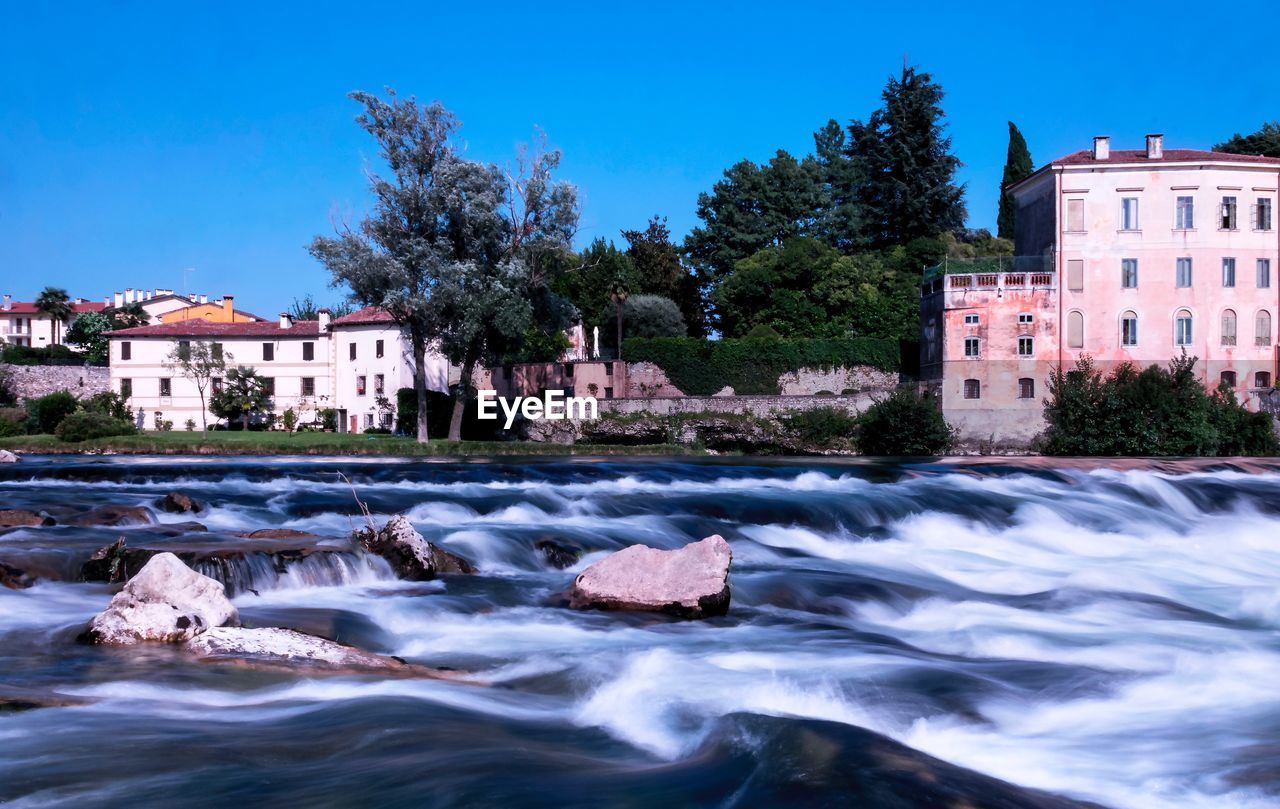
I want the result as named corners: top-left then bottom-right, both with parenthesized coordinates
top-left (922, 135), bottom-right (1280, 444)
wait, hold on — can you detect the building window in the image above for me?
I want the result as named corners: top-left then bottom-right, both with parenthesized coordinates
top-left (1067, 310), bottom-right (1084, 348)
top-left (1120, 197), bottom-right (1139, 230)
top-left (1221, 309), bottom-right (1237, 346)
top-left (263, 342), bottom-right (274, 361)
top-left (1221, 371), bottom-right (1237, 389)
top-left (963, 379), bottom-right (981, 399)
top-left (1121, 258), bottom-right (1138, 288)
top-left (178, 340), bottom-right (190, 354)
top-left (564, 363), bottom-right (575, 377)
top-left (159, 378), bottom-right (172, 397)
top-left (1176, 196), bottom-right (1195, 229)
top-left (1223, 258), bottom-right (1236, 287)
top-left (964, 313), bottom-right (979, 325)
top-left (120, 378), bottom-right (132, 399)
top-left (605, 363), bottom-right (614, 376)
top-left (1221, 196), bottom-right (1238, 230)
top-left (301, 377), bottom-right (315, 397)
top-left (1121, 311), bottom-right (1139, 346)
top-left (374, 374), bottom-right (384, 394)
top-left (376, 339), bottom-right (384, 359)
top-left (1017, 313), bottom-right (1033, 325)
top-left (1018, 378), bottom-right (1034, 399)
top-left (1257, 198), bottom-right (1274, 231)
top-left (1175, 310), bottom-right (1193, 346)
top-left (1255, 371), bottom-right (1272, 389)
top-left (964, 337), bottom-right (980, 357)
top-left (1067, 259), bottom-right (1084, 292)
top-left (1259, 259), bottom-right (1272, 289)
top-left (603, 387), bottom-right (613, 399)
top-left (120, 341), bottom-right (131, 360)
top-left (1017, 336), bottom-right (1034, 356)
top-left (349, 343), bottom-right (357, 361)
top-left (1257, 310), bottom-right (1272, 346)
top-left (1176, 257), bottom-right (1193, 288)
top-left (303, 342), bottom-right (314, 361)
top-left (364, 413), bottom-right (374, 429)
top-left (212, 377), bottom-right (223, 395)
top-left (1066, 199), bottom-right (1085, 232)
top-left (261, 377), bottom-right (274, 396)
top-left (356, 375), bottom-right (366, 396)
top-left (212, 343), bottom-right (223, 360)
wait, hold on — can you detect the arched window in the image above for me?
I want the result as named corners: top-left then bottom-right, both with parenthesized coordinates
top-left (963, 379), bottom-right (981, 399)
top-left (1256, 310), bottom-right (1272, 346)
top-left (1067, 310), bottom-right (1084, 349)
top-left (1175, 309), bottom-right (1193, 346)
top-left (1221, 309), bottom-right (1237, 346)
top-left (1255, 371), bottom-right (1272, 389)
top-left (1121, 311), bottom-right (1138, 346)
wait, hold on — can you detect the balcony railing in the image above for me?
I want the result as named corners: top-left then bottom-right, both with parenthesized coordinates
top-left (944, 271), bottom-right (1056, 291)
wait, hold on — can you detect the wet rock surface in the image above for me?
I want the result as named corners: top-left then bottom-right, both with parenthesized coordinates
top-left (569, 535), bottom-right (732, 618)
top-left (235, 528), bottom-right (322, 540)
top-left (185, 626), bottom-right (457, 678)
top-left (0, 509), bottom-right (54, 528)
top-left (81, 553), bottom-right (239, 645)
top-left (0, 450), bottom-right (17, 463)
top-left (360, 515), bottom-right (475, 579)
top-left (536, 538), bottom-right (583, 569)
top-left (157, 492), bottom-right (202, 513)
top-left (0, 560), bottom-right (34, 590)
top-left (67, 505), bottom-right (156, 527)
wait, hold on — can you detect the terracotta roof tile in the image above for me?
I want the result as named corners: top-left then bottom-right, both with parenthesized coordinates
top-left (110, 319), bottom-right (320, 338)
top-left (330, 306), bottom-right (397, 326)
top-left (3, 301), bottom-right (108, 315)
top-left (1053, 148), bottom-right (1280, 166)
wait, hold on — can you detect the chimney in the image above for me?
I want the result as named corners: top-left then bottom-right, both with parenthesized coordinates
top-left (317, 307), bottom-right (331, 333)
top-left (279, 312), bottom-right (293, 329)
top-left (222, 295), bottom-right (234, 320)
top-left (1092, 136), bottom-right (1110, 160)
top-left (113, 292), bottom-right (123, 307)
top-left (125, 288), bottom-right (134, 304)
top-left (1145, 133), bottom-right (1164, 159)
top-left (2, 295), bottom-right (10, 312)
top-left (199, 293), bottom-right (208, 304)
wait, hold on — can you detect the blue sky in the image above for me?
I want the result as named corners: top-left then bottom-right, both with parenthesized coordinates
top-left (2, 1), bottom-right (1275, 316)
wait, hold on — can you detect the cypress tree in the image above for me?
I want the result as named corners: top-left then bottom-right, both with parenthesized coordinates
top-left (997, 122), bottom-right (1033, 239)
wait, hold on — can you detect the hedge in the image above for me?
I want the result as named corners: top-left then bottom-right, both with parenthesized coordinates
top-left (622, 337), bottom-right (900, 395)
top-left (0, 344), bottom-right (99, 366)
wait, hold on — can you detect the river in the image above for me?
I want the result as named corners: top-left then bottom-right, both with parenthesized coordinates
top-left (1, 455), bottom-right (1277, 808)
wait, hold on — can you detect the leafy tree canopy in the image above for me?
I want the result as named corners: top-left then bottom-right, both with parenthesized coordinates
top-left (1214, 121), bottom-right (1280, 158)
top-left (997, 122), bottom-right (1033, 239)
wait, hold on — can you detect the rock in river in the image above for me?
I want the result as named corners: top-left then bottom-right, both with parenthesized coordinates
top-left (157, 492), bottom-right (202, 514)
top-left (360, 515), bottom-right (474, 580)
top-left (0, 509), bottom-right (54, 528)
top-left (235, 528), bottom-right (321, 540)
top-left (0, 560), bottom-right (34, 590)
top-left (68, 505), bottom-right (156, 527)
top-left (186, 626), bottom-right (456, 678)
top-left (0, 450), bottom-right (17, 463)
top-left (81, 553), bottom-right (238, 645)
top-left (569, 534), bottom-right (732, 619)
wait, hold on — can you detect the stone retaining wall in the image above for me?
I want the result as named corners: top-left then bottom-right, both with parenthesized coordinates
top-left (0, 363), bottom-right (111, 402)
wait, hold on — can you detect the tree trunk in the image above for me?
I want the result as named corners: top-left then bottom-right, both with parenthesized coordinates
top-left (448, 347), bottom-right (479, 442)
top-left (198, 387), bottom-right (207, 439)
top-left (412, 339), bottom-right (430, 443)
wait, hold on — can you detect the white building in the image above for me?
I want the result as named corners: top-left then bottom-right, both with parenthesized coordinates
top-left (107, 307), bottom-right (449, 432)
top-left (1, 294), bottom-right (108, 347)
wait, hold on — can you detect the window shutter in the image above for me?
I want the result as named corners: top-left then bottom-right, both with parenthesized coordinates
top-left (1068, 311), bottom-right (1084, 348)
top-left (1067, 260), bottom-right (1084, 292)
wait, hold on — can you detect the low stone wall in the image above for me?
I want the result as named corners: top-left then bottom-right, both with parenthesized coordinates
top-left (1, 363), bottom-right (110, 401)
top-left (777, 366), bottom-right (899, 396)
top-left (945, 408), bottom-right (1046, 454)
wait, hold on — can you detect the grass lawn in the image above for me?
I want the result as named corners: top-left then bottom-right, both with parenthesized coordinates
top-left (0, 431), bottom-right (697, 457)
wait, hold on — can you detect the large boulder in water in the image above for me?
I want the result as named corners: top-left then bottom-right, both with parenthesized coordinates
top-left (0, 450), bottom-right (17, 463)
top-left (81, 552), bottom-right (238, 645)
top-left (156, 492), bottom-right (202, 514)
top-left (185, 626), bottom-right (458, 678)
top-left (0, 509), bottom-right (54, 528)
top-left (361, 515), bottom-right (474, 580)
top-left (569, 535), bottom-right (732, 618)
top-left (0, 560), bottom-right (34, 590)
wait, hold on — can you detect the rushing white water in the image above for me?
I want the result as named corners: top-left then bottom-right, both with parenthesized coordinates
top-left (2, 456), bottom-right (1279, 808)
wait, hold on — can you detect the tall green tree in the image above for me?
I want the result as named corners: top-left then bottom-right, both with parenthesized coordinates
top-left (846, 66), bottom-right (966, 248)
top-left (34, 287), bottom-right (73, 345)
top-left (1214, 121), bottom-right (1280, 157)
top-left (165, 340), bottom-right (227, 437)
top-left (623, 216), bottom-right (703, 336)
top-left (65, 310), bottom-right (113, 363)
top-left (554, 238), bottom-right (637, 338)
top-left (997, 122), bottom-right (1033, 239)
top-left (209, 366), bottom-right (270, 432)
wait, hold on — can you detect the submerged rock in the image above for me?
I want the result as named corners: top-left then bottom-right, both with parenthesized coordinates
top-left (81, 553), bottom-right (238, 645)
top-left (569, 535), bottom-right (732, 619)
top-left (185, 626), bottom-right (456, 678)
top-left (361, 515), bottom-right (474, 580)
top-left (536, 538), bottom-right (583, 570)
top-left (68, 505), bottom-right (156, 527)
top-left (157, 492), bottom-right (202, 514)
top-left (0, 560), bottom-right (34, 590)
top-left (0, 690), bottom-right (94, 712)
top-left (235, 528), bottom-right (322, 540)
top-left (0, 509), bottom-right (54, 528)
top-left (0, 450), bottom-right (17, 463)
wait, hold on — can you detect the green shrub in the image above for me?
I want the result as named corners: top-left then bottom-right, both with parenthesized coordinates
top-left (785, 407), bottom-right (860, 448)
top-left (856, 389), bottom-right (954, 456)
top-left (25, 391), bottom-right (79, 435)
top-left (83, 390), bottom-right (131, 421)
top-left (54, 411), bottom-right (136, 442)
top-left (0, 408), bottom-right (26, 437)
top-left (0, 344), bottom-right (94, 366)
top-left (1043, 354), bottom-right (1279, 456)
top-left (744, 324), bottom-right (783, 340)
top-left (623, 337), bottom-right (900, 395)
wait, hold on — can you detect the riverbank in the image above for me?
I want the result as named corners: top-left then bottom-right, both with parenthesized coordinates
top-left (0, 432), bottom-right (699, 456)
